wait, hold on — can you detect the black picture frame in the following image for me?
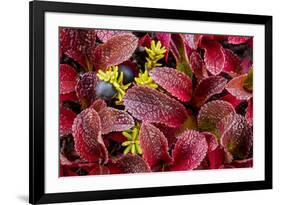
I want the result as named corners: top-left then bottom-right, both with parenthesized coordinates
top-left (29, 1), bottom-right (272, 204)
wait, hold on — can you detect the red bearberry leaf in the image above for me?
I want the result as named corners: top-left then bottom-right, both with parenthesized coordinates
top-left (218, 113), bottom-right (253, 159)
top-left (197, 100), bottom-right (235, 131)
top-left (93, 33), bottom-right (138, 70)
top-left (189, 51), bottom-right (208, 81)
top-left (109, 155), bottom-right (151, 174)
top-left (156, 32), bottom-right (171, 62)
top-left (89, 99), bottom-right (107, 112)
top-left (246, 98), bottom-right (253, 125)
top-left (220, 94), bottom-right (241, 108)
top-left (72, 108), bottom-right (108, 163)
top-left (184, 34), bottom-right (197, 49)
top-left (175, 111), bottom-right (198, 137)
top-left (88, 164), bottom-right (110, 175)
top-left (192, 76), bottom-right (228, 107)
top-left (98, 107), bottom-right (135, 134)
top-left (75, 72), bottom-right (98, 108)
top-left (202, 132), bottom-right (219, 152)
top-left (201, 41), bottom-right (225, 75)
top-left (225, 74), bottom-right (252, 100)
top-left (202, 129), bottom-right (224, 170)
top-left (104, 132), bottom-right (127, 143)
top-left (193, 34), bottom-right (204, 49)
top-left (228, 36), bottom-right (250, 44)
top-left (240, 58), bottom-right (253, 74)
top-left (155, 123), bottom-right (177, 147)
top-left (139, 123), bottom-right (173, 170)
top-left (96, 30), bottom-right (131, 42)
top-left (123, 86), bottom-right (188, 128)
top-left (75, 28), bottom-right (96, 65)
top-left (169, 130), bottom-right (208, 171)
top-left (222, 48), bottom-right (241, 73)
top-left (149, 67), bottom-right (192, 102)
top-left (64, 49), bottom-right (88, 69)
top-left (170, 34), bottom-right (193, 77)
top-left (199, 35), bottom-right (227, 43)
top-left (207, 146), bottom-right (225, 169)
top-left (60, 107), bottom-right (77, 136)
top-left (60, 92), bottom-right (78, 102)
top-left (230, 158), bottom-right (253, 168)
top-left (60, 64), bottom-right (78, 94)
top-left (139, 33), bottom-right (152, 48)
top-left (60, 28), bottom-right (96, 69)
top-left (60, 28), bottom-right (79, 57)
top-left (60, 165), bottom-right (79, 177)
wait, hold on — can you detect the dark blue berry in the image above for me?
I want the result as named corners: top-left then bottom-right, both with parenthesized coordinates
top-left (95, 81), bottom-right (116, 101)
top-left (118, 64), bottom-right (135, 84)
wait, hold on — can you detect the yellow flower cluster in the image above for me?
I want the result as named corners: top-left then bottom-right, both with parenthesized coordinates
top-left (134, 69), bottom-right (158, 89)
top-left (97, 66), bottom-right (131, 104)
top-left (122, 123), bottom-right (142, 155)
top-left (144, 40), bottom-right (166, 69)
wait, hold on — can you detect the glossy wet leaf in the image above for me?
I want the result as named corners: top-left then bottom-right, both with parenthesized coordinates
top-left (218, 113), bottom-right (253, 159)
top-left (138, 34), bottom-right (152, 48)
top-left (201, 41), bottom-right (225, 75)
top-left (139, 122), bottom-right (173, 170)
top-left (170, 34), bottom-right (193, 77)
top-left (189, 51), bottom-right (208, 81)
top-left (88, 164), bottom-right (110, 175)
top-left (156, 32), bottom-right (171, 62)
top-left (60, 28), bottom-right (96, 69)
top-left (202, 132), bottom-right (219, 152)
top-left (154, 123), bottom-right (177, 147)
top-left (222, 48), bottom-right (241, 73)
top-left (89, 99), bottom-right (107, 112)
top-left (98, 107), bottom-right (135, 134)
top-left (123, 86), bottom-right (188, 128)
top-left (169, 130), bottom-right (208, 171)
top-left (109, 155), bottom-right (151, 174)
top-left (207, 146), bottom-right (225, 169)
top-left (75, 72), bottom-right (99, 108)
top-left (228, 36), bottom-right (250, 44)
top-left (198, 100), bottom-right (235, 132)
top-left (192, 76), bottom-right (228, 107)
top-left (149, 67), bottom-right (192, 102)
top-left (60, 107), bottom-right (76, 136)
top-left (60, 64), bottom-right (77, 94)
top-left (93, 33), bottom-right (138, 70)
top-left (72, 108), bottom-right (108, 163)
top-left (96, 30), bottom-right (131, 42)
top-left (60, 92), bottom-right (78, 103)
top-left (226, 74), bottom-right (252, 100)
top-left (219, 94), bottom-right (241, 108)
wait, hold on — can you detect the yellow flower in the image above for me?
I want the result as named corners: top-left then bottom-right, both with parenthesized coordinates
top-left (97, 66), bottom-right (131, 104)
top-left (134, 69), bottom-right (158, 89)
top-left (144, 40), bottom-right (166, 69)
top-left (122, 123), bottom-right (142, 155)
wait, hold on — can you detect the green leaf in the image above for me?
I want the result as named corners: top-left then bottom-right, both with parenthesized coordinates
top-left (171, 34), bottom-right (193, 78)
top-left (175, 114), bottom-right (197, 136)
top-left (131, 144), bottom-right (136, 154)
top-left (124, 144), bottom-right (132, 154)
top-left (243, 68), bottom-right (253, 92)
top-left (122, 141), bottom-right (132, 146)
top-left (176, 62), bottom-right (193, 78)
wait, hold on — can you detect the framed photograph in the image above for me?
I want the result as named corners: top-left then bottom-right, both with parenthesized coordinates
top-left (29, 0), bottom-right (272, 204)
